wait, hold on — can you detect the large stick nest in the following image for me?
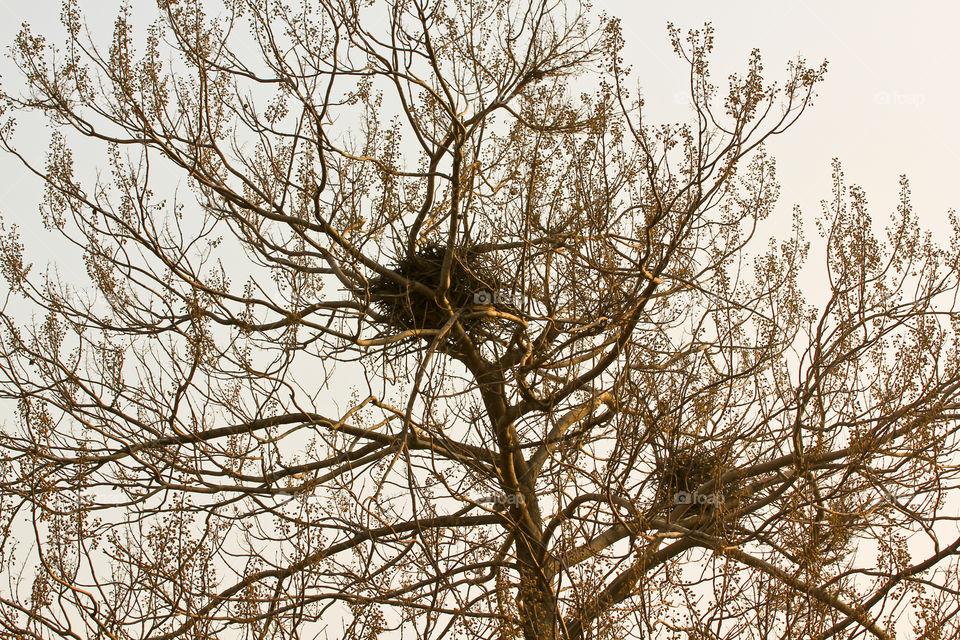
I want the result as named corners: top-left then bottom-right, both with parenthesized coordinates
top-left (369, 242), bottom-right (514, 347)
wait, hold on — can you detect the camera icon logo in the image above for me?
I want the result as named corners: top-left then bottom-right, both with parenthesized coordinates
top-left (474, 291), bottom-right (494, 305)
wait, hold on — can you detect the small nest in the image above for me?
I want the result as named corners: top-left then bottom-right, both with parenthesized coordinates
top-left (656, 444), bottom-right (727, 510)
top-left (662, 447), bottom-right (720, 494)
top-left (369, 242), bottom-right (508, 345)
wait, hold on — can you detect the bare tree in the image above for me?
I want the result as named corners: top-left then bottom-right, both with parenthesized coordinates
top-left (0, 1), bottom-right (957, 639)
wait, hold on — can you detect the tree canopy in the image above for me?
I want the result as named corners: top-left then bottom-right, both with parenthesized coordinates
top-left (0, 1), bottom-right (958, 639)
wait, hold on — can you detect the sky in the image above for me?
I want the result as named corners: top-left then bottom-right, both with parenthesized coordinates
top-left (0, 0), bottom-right (948, 428)
top-left (0, 0), bottom-right (955, 274)
top-left (604, 0), bottom-right (959, 239)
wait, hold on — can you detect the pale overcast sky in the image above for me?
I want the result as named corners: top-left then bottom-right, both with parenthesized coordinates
top-left (604, 1), bottom-right (959, 237)
top-left (0, 1), bottom-right (955, 249)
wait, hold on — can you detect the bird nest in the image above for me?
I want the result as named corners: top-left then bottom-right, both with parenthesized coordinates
top-left (657, 444), bottom-right (728, 510)
top-left (369, 242), bottom-right (510, 346)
